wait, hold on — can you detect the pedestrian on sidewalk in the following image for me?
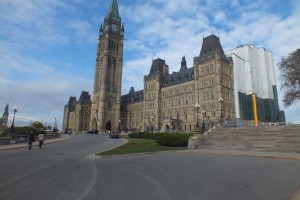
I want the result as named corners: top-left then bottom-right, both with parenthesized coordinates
top-left (38, 132), bottom-right (45, 149)
top-left (28, 131), bottom-right (35, 150)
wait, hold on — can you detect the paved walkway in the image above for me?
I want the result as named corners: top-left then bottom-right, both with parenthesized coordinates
top-left (0, 135), bottom-right (70, 151)
top-left (2, 134), bottom-right (299, 160)
top-left (188, 148), bottom-right (300, 160)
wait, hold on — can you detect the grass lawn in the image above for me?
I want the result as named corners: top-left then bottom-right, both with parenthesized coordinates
top-left (96, 136), bottom-right (186, 156)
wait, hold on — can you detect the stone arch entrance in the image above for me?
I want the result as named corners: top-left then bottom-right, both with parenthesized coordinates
top-left (165, 124), bottom-right (170, 130)
top-left (106, 121), bottom-right (112, 131)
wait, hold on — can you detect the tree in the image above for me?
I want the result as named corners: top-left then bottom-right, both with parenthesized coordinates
top-left (31, 121), bottom-right (44, 129)
top-left (277, 49), bottom-right (300, 107)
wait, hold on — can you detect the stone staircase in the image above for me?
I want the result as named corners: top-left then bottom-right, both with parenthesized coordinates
top-left (198, 125), bottom-right (300, 153)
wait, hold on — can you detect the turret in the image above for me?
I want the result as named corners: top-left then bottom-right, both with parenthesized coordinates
top-left (180, 56), bottom-right (187, 71)
top-left (106, 0), bottom-right (121, 22)
top-left (99, 24), bottom-right (103, 33)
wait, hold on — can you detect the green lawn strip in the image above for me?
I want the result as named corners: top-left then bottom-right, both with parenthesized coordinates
top-left (97, 137), bottom-right (185, 156)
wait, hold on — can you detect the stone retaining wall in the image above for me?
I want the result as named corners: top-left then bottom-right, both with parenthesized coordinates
top-left (188, 123), bottom-right (222, 149)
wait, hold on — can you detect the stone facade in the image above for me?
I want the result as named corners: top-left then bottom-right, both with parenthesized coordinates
top-left (121, 35), bottom-right (235, 132)
top-left (90, 0), bottom-right (124, 131)
top-left (65, 0), bottom-right (235, 133)
top-left (63, 91), bottom-right (92, 133)
top-left (0, 103), bottom-right (9, 132)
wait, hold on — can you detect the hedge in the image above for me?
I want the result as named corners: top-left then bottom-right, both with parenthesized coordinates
top-left (1, 126), bottom-right (43, 137)
top-left (129, 132), bottom-right (166, 140)
top-left (156, 133), bottom-right (193, 147)
top-left (129, 132), bottom-right (193, 147)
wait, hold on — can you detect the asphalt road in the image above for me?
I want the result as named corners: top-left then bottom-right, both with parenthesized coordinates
top-left (1, 135), bottom-right (300, 200)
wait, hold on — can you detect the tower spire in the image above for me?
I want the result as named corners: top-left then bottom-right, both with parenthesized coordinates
top-left (106, 0), bottom-right (121, 22)
top-left (4, 103), bottom-right (9, 115)
top-left (180, 56), bottom-right (187, 71)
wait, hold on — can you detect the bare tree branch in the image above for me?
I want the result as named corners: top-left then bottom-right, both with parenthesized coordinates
top-left (278, 49), bottom-right (300, 107)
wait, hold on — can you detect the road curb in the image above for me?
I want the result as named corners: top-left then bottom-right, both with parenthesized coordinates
top-left (187, 149), bottom-right (300, 160)
top-left (0, 135), bottom-right (70, 151)
top-left (93, 138), bottom-right (128, 158)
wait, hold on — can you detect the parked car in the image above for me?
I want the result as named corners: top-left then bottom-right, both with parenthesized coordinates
top-left (109, 131), bottom-right (119, 138)
top-left (87, 129), bottom-right (99, 134)
top-left (269, 123), bottom-right (277, 126)
top-left (87, 130), bottom-right (96, 134)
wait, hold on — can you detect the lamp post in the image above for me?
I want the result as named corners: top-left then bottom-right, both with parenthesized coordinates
top-left (218, 97), bottom-right (224, 122)
top-left (11, 106), bottom-right (18, 134)
top-left (119, 120), bottom-right (122, 132)
top-left (53, 115), bottom-right (57, 132)
top-left (201, 109), bottom-right (206, 132)
top-left (44, 121), bottom-right (47, 130)
top-left (194, 103), bottom-right (200, 130)
top-left (150, 117), bottom-right (154, 132)
top-left (129, 112), bottom-right (132, 129)
top-left (95, 110), bottom-right (98, 131)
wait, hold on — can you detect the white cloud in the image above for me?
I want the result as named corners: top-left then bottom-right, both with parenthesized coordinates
top-left (0, 0), bottom-right (299, 126)
top-left (120, 0), bottom-right (300, 123)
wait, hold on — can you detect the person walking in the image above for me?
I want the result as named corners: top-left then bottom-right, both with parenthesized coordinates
top-left (28, 131), bottom-right (35, 150)
top-left (38, 132), bottom-right (45, 149)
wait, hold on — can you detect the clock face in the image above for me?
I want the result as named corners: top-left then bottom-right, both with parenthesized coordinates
top-left (104, 25), bottom-right (109, 32)
top-left (111, 24), bottom-right (118, 32)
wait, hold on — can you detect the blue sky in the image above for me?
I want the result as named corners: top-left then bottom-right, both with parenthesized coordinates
top-left (0, 0), bottom-right (300, 128)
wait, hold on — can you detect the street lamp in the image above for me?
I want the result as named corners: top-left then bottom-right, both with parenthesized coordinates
top-left (129, 112), bottom-right (132, 129)
top-left (11, 106), bottom-right (18, 134)
top-left (150, 117), bottom-right (154, 132)
top-left (201, 109), bottom-right (206, 132)
top-left (218, 97), bottom-right (224, 122)
top-left (53, 115), bottom-right (57, 132)
top-left (119, 120), bottom-right (122, 132)
top-left (194, 103), bottom-right (200, 129)
top-left (44, 121), bottom-right (47, 130)
top-left (95, 110), bottom-right (99, 130)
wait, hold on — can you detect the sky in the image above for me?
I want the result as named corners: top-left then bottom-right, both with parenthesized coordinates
top-left (0, 0), bottom-right (300, 129)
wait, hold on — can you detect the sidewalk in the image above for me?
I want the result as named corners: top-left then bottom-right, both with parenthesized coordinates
top-left (0, 135), bottom-right (70, 151)
top-left (187, 148), bottom-right (300, 160)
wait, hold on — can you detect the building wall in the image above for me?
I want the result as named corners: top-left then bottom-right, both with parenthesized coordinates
top-left (121, 36), bottom-right (235, 132)
top-left (125, 102), bottom-right (144, 130)
top-left (63, 102), bottom-right (92, 133)
top-left (63, 93), bottom-right (92, 133)
top-left (90, 16), bottom-right (124, 132)
top-left (226, 45), bottom-right (280, 123)
top-left (194, 50), bottom-right (235, 123)
top-left (226, 45), bottom-right (276, 99)
top-left (160, 81), bottom-right (195, 131)
top-left (0, 104), bottom-right (9, 132)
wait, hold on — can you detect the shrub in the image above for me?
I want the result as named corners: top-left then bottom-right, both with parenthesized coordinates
top-left (156, 133), bottom-right (193, 147)
top-left (129, 132), bottom-right (193, 147)
top-left (128, 132), bottom-right (144, 138)
top-left (1, 126), bottom-right (41, 136)
top-left (129, 132), bottom-right (168, 140)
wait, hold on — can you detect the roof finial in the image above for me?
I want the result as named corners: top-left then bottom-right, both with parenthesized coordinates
top-left (106, 0), bottom-right (121, 22)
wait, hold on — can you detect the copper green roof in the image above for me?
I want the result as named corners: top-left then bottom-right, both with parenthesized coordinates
top-left (106, 0), bottom-right (121, 22)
